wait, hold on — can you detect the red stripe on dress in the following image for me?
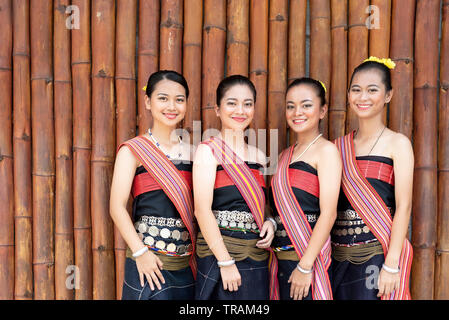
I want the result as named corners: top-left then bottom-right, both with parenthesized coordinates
top-left (288, 168), bottom-right (319, 198)
top-left (214, 168), bottom-right (265, 189)
top-left (357, 160), bottom-right (394, 185)
top-left (132, 170), bottom-right (192, 198)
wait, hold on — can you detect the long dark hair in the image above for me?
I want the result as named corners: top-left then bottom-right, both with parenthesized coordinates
top-left (145, 70), bottom-right (190, 98)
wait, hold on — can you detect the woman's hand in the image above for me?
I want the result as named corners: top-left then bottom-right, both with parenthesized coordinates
top-left (377, 267), bottom-right (400, 298)
top-left (135, 250), bottom-right (165, 291)
top-left (288, 267), bottom-right (313, 300)
top-left (256, 220), bottom-right (275, 248)
top-left (220, 264), bottom-right (242, 292)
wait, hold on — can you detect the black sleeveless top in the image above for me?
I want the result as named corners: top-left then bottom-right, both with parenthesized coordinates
top-left (131, 161), bottom-right (193, 221)
top-left (212, 162), bottom-right (266, 240)
top-left (270, 161), bottom-right (320, 248)
top-left (332, 155), bottom-right (395, 246)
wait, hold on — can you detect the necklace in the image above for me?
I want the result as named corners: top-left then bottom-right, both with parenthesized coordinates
top-left (148, 128), bottom-right (182, 159)
top-left (291, 133), bottom-right (323, 163)
top-left (355, 126), bottom-right (386, 155)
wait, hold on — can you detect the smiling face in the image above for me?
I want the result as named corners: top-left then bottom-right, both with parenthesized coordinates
top-left (348, 69), bottom-right (393, 119)
top-left (215, 84), bottom-right (255, 131)
top-left (286, 84), bottom-right (326, 134)
top-left (145, 79), bottom-right (187, 127)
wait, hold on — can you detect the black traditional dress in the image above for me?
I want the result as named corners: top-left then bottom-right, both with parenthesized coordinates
top-left (195, 162), bottom-right (270, 300)
top-left (331, 155), bottom-right (395, 300)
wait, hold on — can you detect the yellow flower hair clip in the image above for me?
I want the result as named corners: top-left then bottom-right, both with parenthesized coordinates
top-left (142, 85), bottom-right (147, 91)
top-left (364, 56), bottom-right (396, 70)
top-left (319, 80), bottom-right (327, 93)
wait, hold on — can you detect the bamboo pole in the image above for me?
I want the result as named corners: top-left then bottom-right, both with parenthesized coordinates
top-left (287, 0), bottom-right (306, 146)
top-left (115, 0), bottom-right (137, 299)
top-left (91, 0), bottom-right (116, 300)
top-left (309, 0), bottom-right (331, 139)
top-left (435, 0), bottom-right (449, 300)
top-left (0, 0), bottom-right (14, 300)
top-left (329, 0), bottom-right (347, 141)
top-left (411, 0), bottom-right (440, 300)
top-left (71, 0), bottom-right (93, 300)
top-left (160, 0), bottom-right (183, 73)
top-left (249, 0), bottom-right (269, 148)
top-left (266, 0), bottom-right (284, 176)
top-left (346, 0), bottom-right (369, 133)
top-left (54, 0), bottom-right (74, 300)
top-left (202, 0), bottom-right (226, 132)
top-left (183, 0), bottom-right (203, 140)
top-left (368, 0), bottom-right (391, 125)
top-left (268, 0), bottom-right (288, 155)
top-left (30, 0), bottom-right (55, 300)
top-left (12, 0), bottom-right (33, 300)
top-left (226, 0), bottom-right (249, 76)
top-left (137, 0), bottom-right (160, 134)
top-left (389, 0), bottom-right (415, 139)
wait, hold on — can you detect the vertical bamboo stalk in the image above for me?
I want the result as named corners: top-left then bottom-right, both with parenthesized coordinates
top-left (249, 0), bottom-right (269, 147)
top-left (0, 0), bottom-right (14, 300)
top-left (287, 0), bottom-right (307, 145)
top-left (268, 0), bottom-right (288, 155)
top-left (435, 0), bottom-right (449, 300)
top-left (115, 0), bottom-right (137, 299)
top-left (202, 0), bottom-right (226, 131)
top-left (72, 0), bottom-right (93, 300)
top-left (160, 0), bottom-right (183, 72)
top-left (226, 0), bottom-right (249, 76)
top-left (183, 0), bottom-right (203, 139)
top-left (309, 0), bottom-right (331, 138)
top-left (91, 0), bottom-right (116, 300)
top-left (346, 0), bottom-right (369, 133)
top-left (389, 1), bottom-right (415, 139)
top-left (13, 0), bottom-right (33, 300)
top-left (368, 0), bottom-right (391, 125)
top-left (54, 0), bottom-right (74, 300)
top-left (137, 0), bottom-right (160, 134)
top-left (329, 0), bottom-right (348, 141)
top-left (30, 0), bottom-right (55, 300)
top-left (411, 0), bottom-right (440, 300)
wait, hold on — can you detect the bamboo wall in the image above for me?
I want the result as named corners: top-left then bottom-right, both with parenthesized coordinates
top-left (0, 0), bottom-right (447, 300)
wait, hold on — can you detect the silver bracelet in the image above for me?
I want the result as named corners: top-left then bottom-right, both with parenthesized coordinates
top-left (217, 258), bottom-right (235, 268)
top-left (132, 246), bottom-right (148, 258)
top-left (296, 263), bottom-right (313, 274)
top-left (382, 263), bottom-right (400, 274)
top-left (266, 217), bottom-right (277, 232)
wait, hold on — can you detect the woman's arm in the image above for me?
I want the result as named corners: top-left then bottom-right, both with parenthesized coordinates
top-left (193, 144), bottom-right (241, 291)
top-left (289, 142), bottom-right (342, 299)
top-left (377, 133), bottom-right (414, 297)
top-left (109, 146), bottom-right (164, 290)
top-left (299, 143), bottom-right (341, 270)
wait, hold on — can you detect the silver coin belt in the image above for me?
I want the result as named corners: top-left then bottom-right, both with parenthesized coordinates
top-left (333, 208), bottom-right (392, 237)
top-left (335, 208), bottom-right (392, 225)
top-left (134, 215), bottom-right (192, 255)
top-left (213, 210), bottom-right (259, 231)
top-left (274, 215), bottom-right (317, 237)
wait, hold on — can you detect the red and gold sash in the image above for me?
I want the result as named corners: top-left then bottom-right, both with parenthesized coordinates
top-left (119, 136), bottom-right (197, 278)
top-left (271, 146), bottom-right (333, 300)
top-left (335, 131), bottom-right (413, 300)
top-left (202, 136), bottom-right (280, 300)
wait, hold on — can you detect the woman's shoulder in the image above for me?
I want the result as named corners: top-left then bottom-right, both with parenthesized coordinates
top-left (316, 138), bottom-right (341, 158)
top-left (387, 130), bottom-right (413, 160)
